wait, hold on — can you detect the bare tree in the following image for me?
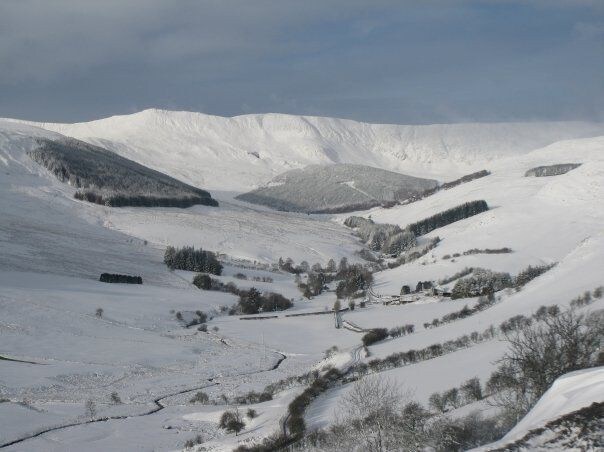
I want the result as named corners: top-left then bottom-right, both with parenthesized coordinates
top-left (489, 308), bottom-right (603, 419)
top-left (336, 376), bottom-right (409, 452)
top-left (85, 400), bottom-right (96, 420)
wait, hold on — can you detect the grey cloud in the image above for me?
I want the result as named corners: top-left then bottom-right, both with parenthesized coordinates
top-left (0, 0), bottom-right (602, 123)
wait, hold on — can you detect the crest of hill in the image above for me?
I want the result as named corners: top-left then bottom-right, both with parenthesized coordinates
top-left (7, 109), bottom-right (604, 191)
top-left (235, 164), bottom-right (438, 213)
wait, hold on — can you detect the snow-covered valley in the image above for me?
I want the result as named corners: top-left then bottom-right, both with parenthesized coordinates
top-left (0, 112), bottom-right (602, 451)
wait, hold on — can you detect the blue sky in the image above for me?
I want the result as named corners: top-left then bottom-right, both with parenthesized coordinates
top-left (1, 0), bottom-right (602, 124)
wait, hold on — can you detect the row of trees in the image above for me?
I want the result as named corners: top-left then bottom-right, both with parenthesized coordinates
top-left (425, 293), bottom-right (496, 329)
top-left (399, 169), bottom-right (490, 205)
top-left (450, 263), bottom-right (555, 299)
top-left (191, 274), bottom-right (293, 315)
top-left (278, 257), bottom-right (339, 274)
top-left (164, 246), bottom-right (223, 275)
top-left (407, 200), bottom-right (489, 236)
top-left (99, 273), bottom-right (142, 284)
top-left (75, 191), bottom-right (215, 208)
top-left (429, 377), bottom-right (483, 413)
top-left (283, 377), bottom-right (505, 452)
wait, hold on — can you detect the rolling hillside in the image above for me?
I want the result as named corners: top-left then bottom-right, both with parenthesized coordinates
top-left (236, 163), bottom-right (437, 213)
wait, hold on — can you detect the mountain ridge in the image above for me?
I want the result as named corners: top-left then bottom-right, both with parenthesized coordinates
top-left (4, 109), bottom-right (604, 192)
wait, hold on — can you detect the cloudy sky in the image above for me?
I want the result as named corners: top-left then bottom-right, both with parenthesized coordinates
top-left (1, 0), bottom-right (602, 124)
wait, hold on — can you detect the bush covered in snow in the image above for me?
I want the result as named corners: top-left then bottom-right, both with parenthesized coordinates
top-left (514, 263), bottom-right (555, 287)
top-left (451, 269), bottom-right (512, 299)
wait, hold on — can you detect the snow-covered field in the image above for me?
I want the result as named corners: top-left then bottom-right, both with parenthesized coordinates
top-left (0, 112), bottom-right (602, 451)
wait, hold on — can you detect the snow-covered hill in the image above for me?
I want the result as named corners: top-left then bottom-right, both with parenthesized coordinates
top-left (6, 109), bottom-right (604, 191)
top-left (236, 163), bottom-right (437, 213)
top-left (0, 113), bottom-right (602, 451)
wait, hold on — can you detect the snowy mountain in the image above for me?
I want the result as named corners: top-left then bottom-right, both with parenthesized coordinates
top-left (6, 108), bottom-right (604, 191)
top-left (236, 163), bottom-right (438, 213)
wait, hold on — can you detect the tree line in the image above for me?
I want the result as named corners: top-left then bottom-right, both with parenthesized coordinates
top-left (192, 274), bottom-right (293, 314)
top-left (407, 200), bottom-right (489, 236)
top-left (99, 273), bottom-right (142, 284)
top-left (28, 138), bottom-right (218, 209)
top-left (75, 190), bottom-right (216, 208)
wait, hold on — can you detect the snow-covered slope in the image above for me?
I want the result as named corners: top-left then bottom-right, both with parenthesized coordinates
top-left (7, 109), bottom-right (604, 191)
top-left (475, 367), bottom-right (604, 451)
top-left (236, 163), bottom-right (437, 213)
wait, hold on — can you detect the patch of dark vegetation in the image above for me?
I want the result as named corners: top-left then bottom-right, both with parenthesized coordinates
top-left (335, 262), bottom-right (373, 299)
top-left (386, 236), bottom-right (440, 269)
top-left (28, 138), bottom-right (218, 208)
top-left (407, 200), bottom-right (489, 236)
top-left (285, 367), bottom-right (343, 437)
top-left (219, 409), bottom-right (245, 435)
top-left (236, 288), bottom-right (293, 314)
top-left (343, 216), bottom-right (416, 255)
top-left (449, 263), bottom-right (555, 299)
top-left (191, 273), bottom-right (293, 315)
top-left (388, 324), bottom-right (415, 338)
top-left (233, 390), bottom-right (273, 405)
top-left (441, 169), bottom-right (491, 190)
top-left (175, 310), bottom-right (208, 328)
top-left (457, 247), bottom-right (513, 256)
top-left (235, 164), bottom-right (437, 213)
top-left (451, 269), bottom-right (512, 299)
top-left (514, 263), bottom-right (556, 288)
top-left (525, 163), bottom-right (581, 177)
top-left (403, 169), bottom-right (491, 204)
top-left (164, 246), bottom-right (223, 275)
top-left (99, 273), bottom-right (142, 284)
top-left (361, 328), bottom-right (389, 346)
